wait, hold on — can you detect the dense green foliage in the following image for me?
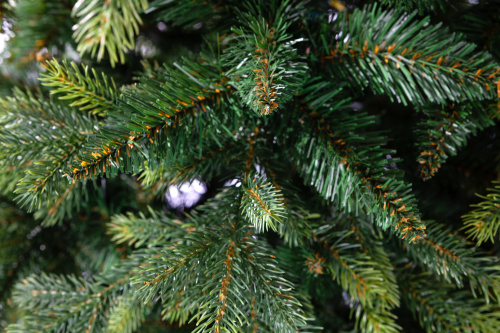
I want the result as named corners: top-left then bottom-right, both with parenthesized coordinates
top-left (1, 0), bottom-right (500, 332)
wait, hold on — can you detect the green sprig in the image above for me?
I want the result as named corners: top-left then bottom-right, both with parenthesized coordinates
top-left (40, 59), bottom-right (118, 115)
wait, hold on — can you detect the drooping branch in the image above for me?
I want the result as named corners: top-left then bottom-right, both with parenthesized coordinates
top-left (319, 5), bottom-right (500, 105)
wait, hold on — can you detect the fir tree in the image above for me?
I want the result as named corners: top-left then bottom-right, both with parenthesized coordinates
top-left (1, 0), bottom-right (500, 332)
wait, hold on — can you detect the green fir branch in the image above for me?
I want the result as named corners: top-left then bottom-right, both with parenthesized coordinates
top-left (0, 89), bottom-right (95, 171)
top-left (134, 188), bottom-right (308, 332)
top-left (10, 56), bottom-right (238, 212)
top-left (0, 88), bottom-right (98, 212)
top-left (223, 2), bottom-right (307, 115)
top-left (277, 206), bottom-right (318, 247)
top-left (403, 221), bottom-right (500, 303)
top-left (6, 257), bottom-right (141, 333)
top-left (415, 102), bottom-right (495, 180)
top-left (4, 1), bottom-right (500, 332)
top-left (107, 293), bottom-right (149, 333)
top-left (69, 56), bottom-right (236, 182)
top-left (400, 271), bottom-right (500, 333)
top-left (316, 228), bottom-right (398, 312)
top-left (241, 175), bottom-right (286, 232)
top-left (293, 79), bottom-right (426, 242)
top-left (353, 304), bottom-right (400, 333)
top-left (319, 4), bottom-right (500, 105)
top-left (277, 211), bottom-right (403, 332)
top-left (300, 224), bottom-right (401, 333)
top-left (462, 181), bottom-right (500, 246)
top-left (108, 207), bottom-right (200, 248)
top-left (0, 165), bottom-right (29, 196)
top-left (344, 223), bottom-right (402, 333)
top-left (258, 154), bottom-right (321, 246)
top-left (33, 182), bottom-right (89, 226)
top-left (40, 59), bottom-right (118, 115)
top-left (71, 0), bottom-right (149, 67)
top-left (337, 214), bottom-right (401, 309)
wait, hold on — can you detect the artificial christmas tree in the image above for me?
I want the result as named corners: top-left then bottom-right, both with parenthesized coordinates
top-left (1, 0), bottom-right (500, 332)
